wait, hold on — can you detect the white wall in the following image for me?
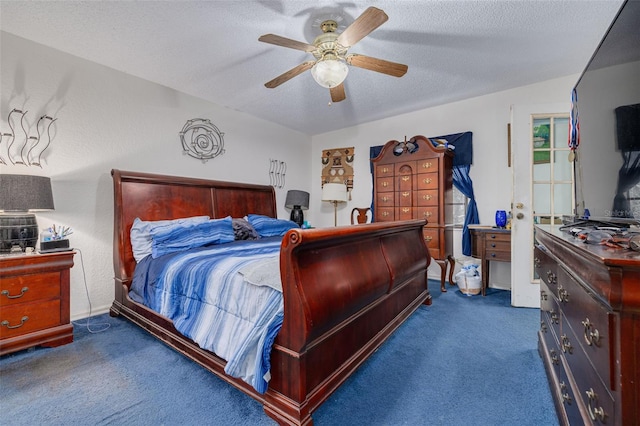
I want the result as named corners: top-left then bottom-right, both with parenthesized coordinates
top-left (310, 74), bottom-right (579, 283)
top-left (1, 32), bottom-right (312, 319)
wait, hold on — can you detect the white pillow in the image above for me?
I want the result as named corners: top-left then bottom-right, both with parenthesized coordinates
top-left (130, 216), bottom-right (209, 262)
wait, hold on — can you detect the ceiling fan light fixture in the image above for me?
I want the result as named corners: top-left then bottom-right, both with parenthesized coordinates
top-left (311, 58), bottom-right (349, 88)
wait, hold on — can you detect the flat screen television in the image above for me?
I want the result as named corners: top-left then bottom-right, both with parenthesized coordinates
top-left (573, 0), bottom-right (640, 225)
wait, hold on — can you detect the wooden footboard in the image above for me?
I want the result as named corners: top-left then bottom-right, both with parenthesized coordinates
top-left (110, 170), bottom-right (431, 425)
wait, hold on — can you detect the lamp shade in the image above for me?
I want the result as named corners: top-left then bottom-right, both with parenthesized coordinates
top-left (285, 190), bottom-right (310, 210)
top-left (0, 174), bottom-right (54, 211)
top-left (322, 183), bottom-right (347, 202)
top-left (311, 59), bottom-right (349, 88)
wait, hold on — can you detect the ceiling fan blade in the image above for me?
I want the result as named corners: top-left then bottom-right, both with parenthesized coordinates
top-left (346, 54), bottom-right (408, 77)
top-left (258, 34), bottom-right (316, 53)
top-left (330, 84), bottom-right (346, 103)
top-left (337, 7), bottom-right (388, 48)
top-left (264, 61), bottom-right (315, 88)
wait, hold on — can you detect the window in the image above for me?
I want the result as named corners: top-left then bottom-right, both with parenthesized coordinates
top-left (532, 115), bottom-right (573, 226)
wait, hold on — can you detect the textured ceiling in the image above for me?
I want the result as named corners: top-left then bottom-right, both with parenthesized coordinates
top-left (0, 0), bottom-right (624, 136)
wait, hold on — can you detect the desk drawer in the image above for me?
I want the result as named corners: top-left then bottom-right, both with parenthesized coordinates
top-left (0, 299), bottom-right (61, 339)
top-left (484, 247), bottom-right (510, 261)
top-left (1, 272), bottom-right (61, 307)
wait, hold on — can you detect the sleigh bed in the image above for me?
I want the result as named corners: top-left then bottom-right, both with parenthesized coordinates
top-left (110, 169), bottom-right (431, 425)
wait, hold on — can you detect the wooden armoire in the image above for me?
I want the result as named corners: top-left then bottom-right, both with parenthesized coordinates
top-left (372, 135), bottom-right (455, 291)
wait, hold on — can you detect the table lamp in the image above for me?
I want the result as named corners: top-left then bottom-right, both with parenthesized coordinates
top-left (285, 190), bottom-right (310, 227)
top-left (322, 182), bottom-right (347, 226)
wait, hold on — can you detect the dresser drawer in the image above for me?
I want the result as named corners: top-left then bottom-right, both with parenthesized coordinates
top-left (423, 228), bottom-right (441, 259)
top-left (416, 206), bottom-right (438, 223)
top-left (417, 190), bottom-right (438, 206)
top-left (417, 172), bottom-right (438, 190)
top-left (376, 207), bottom-right (394, 222)
top-left (417, 158), bottom-right (438, 172)
top-left (397, 206), bottom-right (413, 221)
top-left (376, 177), bottom-right (394, 192)
top-left (561, 317), bottom-right (616, 425)
top-left (397, 174), bottom-right (413, 192)
top-left (534, 246), bottom-right (559, 299)
top-left (376, 192), bottom-right (394, 207)
top-left (558, 266), bottom-right (613, 389)
top-left (1, 272), bottom-right (61, 307)
top-left (376, 164), bottom-right (394, 177)
top-left (0, 299), bottom-right (62, 339)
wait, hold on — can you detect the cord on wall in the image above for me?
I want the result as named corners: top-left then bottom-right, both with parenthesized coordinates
top-left (72, 248), bottom-right (110, 333)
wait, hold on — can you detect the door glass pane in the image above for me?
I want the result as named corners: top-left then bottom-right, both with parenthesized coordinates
top-left (533, 159), bottom-right (550, 180)
top-left (554, 117), bottom-right (569, 148)
top-left (553, 150), bottom-right (573, 181)
top-left (554, 183), bottom-right (573, 215)
top-left (533, 183), bottom-right (551, 213)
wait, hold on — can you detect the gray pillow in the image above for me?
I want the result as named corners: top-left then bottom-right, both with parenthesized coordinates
top-left (232, 218), bottom-right (260, 240)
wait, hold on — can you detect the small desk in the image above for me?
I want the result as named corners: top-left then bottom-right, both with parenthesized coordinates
top-left (469, 227), bottom-right (511, 296)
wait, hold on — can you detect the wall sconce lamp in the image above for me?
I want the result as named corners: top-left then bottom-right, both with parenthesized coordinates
top-left (0, 174), bottom-right (54, 253)
top-left (322, 182), bottom-right (348, 226)
top-left (285, 190), bottom-right (310, 227)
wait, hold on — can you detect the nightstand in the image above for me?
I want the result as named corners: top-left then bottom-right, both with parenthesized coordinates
top-left (0, 251), bottom-right (75, 355)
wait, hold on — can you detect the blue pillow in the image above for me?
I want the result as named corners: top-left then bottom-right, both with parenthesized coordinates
top-left (246, 214), bottom-right (299, 237)
top-left (150, 216), bottom-right (235, 258)
top-left (130, 216), bottom-right (210, 262)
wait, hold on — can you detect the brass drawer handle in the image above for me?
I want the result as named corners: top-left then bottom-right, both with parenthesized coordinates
top-left (422, 178), bottom-right (432, 184)
top-left (547, 271), bottom-right (557, 286)
top-left (382, 211), bottom-right (390, 217)
top-left (561, 334), bottom-right (573, 354)
top-left (421, 162), bottom-right (433, 169)
top-left (586, 388), bottom-right (607, 423)
top-left (382, 196), bottom-right (390, 202)
top-left (540, 320), bottom-right (548, 333)
top-left (559, 382), bottom-right (572, 405)
top-left (402, 208), bottom-right (410, 213)
top-left (402, 176), bottom-right (410, 182)
top-left (581, 318), bottom-right (601, 347)
top-left (423, 211), bottom-right (432, 218)
top-left (382, 167), bottom-right (390, 173)
top-left (1, 316), bottom-right (29, 329)
top-left (534, 257), bottom-right (541, 268)
top-left (550, 310), bottom-right (559, 325)
top-left (558, 286), bottom-right (569, 303)
top-left (1, 287), bottom-right (29, 299)
top-left (425, 236), bottom-right (432, 242)
top-left (540, 290), bottom-right (547, 301)
top-left (382, 182), bottom-right (389, 187)
top-left (549, 348), bottom-right (559, 365)
top-left (422, 194), bottom-right (432, 200)
top-left (402, 191), bottom-right (410, 197)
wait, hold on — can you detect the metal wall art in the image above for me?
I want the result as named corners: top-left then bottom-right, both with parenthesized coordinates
top-left (269, 158), bottom-right (286, 188)
top-left (0, 108), bottom-right (57, 167)
top-left (179, 118), bottom-right (225, 163)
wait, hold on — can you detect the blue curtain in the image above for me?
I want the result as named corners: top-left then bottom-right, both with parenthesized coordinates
top-left (370, 132), bottom-right (479, 255)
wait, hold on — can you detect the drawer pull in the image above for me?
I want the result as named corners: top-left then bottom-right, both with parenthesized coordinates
top-left (1, 316), bottom-right (29, 329)
top-left (402, 191), bottom-right (410, 197)
top-left (425, 236), bottom-right (432, 242)
top-left (581, 318), bottom-right (601, 347)
top-left (549, 348), bottom-right (559, 365)
top-left (382, 167), bottom-right (390, 173)
top-left (550, 310), bottom-right (559, 325)
top-left (1, 287), bottom-right (29, 299)
top-left (534, 257), bottom-right (541, 268)
top-left (402, 207), bottom-right (410, 213)
top-left (422, 178), bottom-right (432, 184)
top-left (422, 194), bottom-right (432, 201)
top-left (491, 243), bottom-right (496, 248)
top-left (540, 320), bottom-right (548, 333)
top-left (558, 286), bottom-right (569, 303)
top-left (561, 334), bottom-right (573, 354)
top-left (540, 290), bottom-right (547, 301)
top-left (423, 211), bottom-right (432, 218)
top-left (382, 211), bottom-right (390, 217)
top-left (402, 176), bottom-right (410, 182)
top-left (546, 271), bottom-right (557, 286)
top-left (559, 381), bottom-right (572, 405)
top-left (382, 196), bottom-right (390, 202)
top-left (586, 388), bottom-right (607, 423)
top-left (421, 162), bottom-right (433, 169)
top-left (382, 182), bottom-right (389, 187)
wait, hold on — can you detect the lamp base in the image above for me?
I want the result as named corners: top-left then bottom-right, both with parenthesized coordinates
top-left (290, 206), bottom-right (304, 227)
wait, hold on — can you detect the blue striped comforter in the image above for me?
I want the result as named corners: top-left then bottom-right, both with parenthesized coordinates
top-left (130, 237), bottom-right (284, 393)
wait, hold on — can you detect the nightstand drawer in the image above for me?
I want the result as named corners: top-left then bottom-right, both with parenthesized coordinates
top-left (0, 272), bottom-right (61, 307)
top-left (0, 299), bottom-right (61, 339)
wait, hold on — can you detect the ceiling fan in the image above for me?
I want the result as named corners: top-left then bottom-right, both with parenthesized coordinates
top-left (258, 6), bottom-right (408, 103)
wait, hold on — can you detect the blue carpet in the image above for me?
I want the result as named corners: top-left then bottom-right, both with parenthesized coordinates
top-left (0, 281), bottom-right (558, 425)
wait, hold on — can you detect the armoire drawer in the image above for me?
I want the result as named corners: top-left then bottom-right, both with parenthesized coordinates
top-left (417, 172), bottom-right (438, 190)
top-left (417, 190), bottom-right (438, 206)
top-left (376, 177), bottom-right (394, 192)
top-left (376, 192), bottom-right (394, 206)
top-left (416, 206), bottom-right (438, 223)
top-left (1, 272), bottom-right (61, 307)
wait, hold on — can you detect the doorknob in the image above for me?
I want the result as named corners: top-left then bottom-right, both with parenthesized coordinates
top-left (516, 212), bottom-right (525, 220)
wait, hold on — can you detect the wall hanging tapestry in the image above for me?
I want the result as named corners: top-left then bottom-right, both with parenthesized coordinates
top-left (322, 147), bottom-right (354, 199)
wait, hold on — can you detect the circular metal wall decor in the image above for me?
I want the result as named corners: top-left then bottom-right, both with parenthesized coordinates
top-left (179, 118), bottom-right (225, 163)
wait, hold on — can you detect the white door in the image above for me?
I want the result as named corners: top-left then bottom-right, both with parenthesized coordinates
top-left (510, 103), bottom-right (570, 307)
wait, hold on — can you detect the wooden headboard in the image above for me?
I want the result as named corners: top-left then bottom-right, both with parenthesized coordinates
top-left (111, 169), bottom-right (277, 287)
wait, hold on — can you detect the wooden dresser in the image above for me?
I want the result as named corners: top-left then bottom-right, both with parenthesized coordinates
top-left (535, 226), bottom-right (639, 425)
top-left (0, 251), bottom-right (75, 355)
top-left (469, 227), bottom-right (511, 296)
top-left (372, 135), bottom-right (454, 291)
